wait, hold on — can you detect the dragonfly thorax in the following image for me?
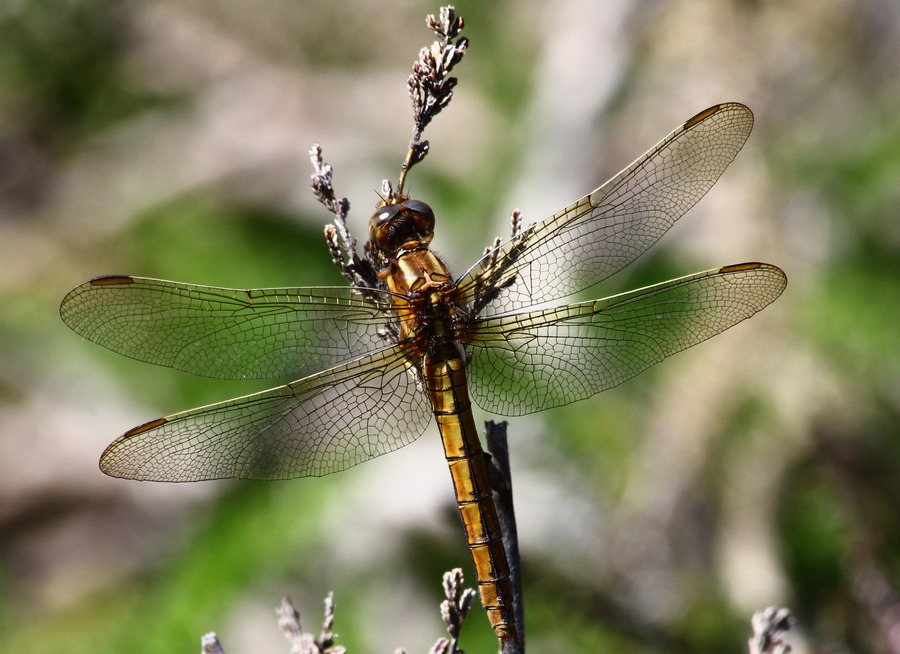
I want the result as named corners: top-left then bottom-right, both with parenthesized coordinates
top-left (369, 197), bottom-right (436, 255)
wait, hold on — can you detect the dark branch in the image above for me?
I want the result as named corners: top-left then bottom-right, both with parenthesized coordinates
top-left (485, 421), bottom-right (525, 653)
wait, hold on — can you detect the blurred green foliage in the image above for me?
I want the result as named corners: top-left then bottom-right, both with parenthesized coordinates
top-left (0, 0), bottom-right (180, 145)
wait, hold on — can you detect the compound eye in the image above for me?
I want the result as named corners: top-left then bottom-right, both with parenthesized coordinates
top-left (369, 203), bottom-right (402, 243)
top-left (401, 199), bottom-right (435, 224)
top-left (372, 203), bottom-right (402, 227)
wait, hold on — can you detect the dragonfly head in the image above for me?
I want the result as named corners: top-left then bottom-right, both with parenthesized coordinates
top-left (369, 197), bottom-right (436, 254)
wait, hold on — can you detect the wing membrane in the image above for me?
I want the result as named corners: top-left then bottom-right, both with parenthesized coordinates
top-left (456, 103), bottom-right (754, 316)
top-left (463, 263), bottom-right (786, 416)
top-left (99, 342), bottom-right (431, 481)
top-left (60, 276), bottom-right (400, 380)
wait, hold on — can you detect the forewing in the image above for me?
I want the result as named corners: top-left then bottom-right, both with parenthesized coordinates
top-left (60, 276), bottom-right (398, 380)
top-left (456, 103), bottom-right (754, 316)
top-left (99, 342), bottom-right (432, 481)
top-left (463, 263), bottom-right (786, 416)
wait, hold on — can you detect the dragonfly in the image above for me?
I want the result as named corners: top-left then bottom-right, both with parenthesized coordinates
top-left (60, 102), bottom-right (786, 646)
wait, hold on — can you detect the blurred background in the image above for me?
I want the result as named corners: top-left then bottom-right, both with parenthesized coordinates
top-left (1, 0), bottom-right (898, 652)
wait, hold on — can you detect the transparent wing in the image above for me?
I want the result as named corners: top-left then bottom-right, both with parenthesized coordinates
top-left (60, 275), bottom-right (400, 380)
top-left (456, 103), bottom-right (754, 317)
top-left (99, 342), bottom-right (432, 481)
top-left (463, 263), bottom-right (786, 416)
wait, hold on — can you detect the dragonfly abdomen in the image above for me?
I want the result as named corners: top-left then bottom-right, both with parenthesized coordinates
top-left (423, 352), bottom-right (518, 645)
